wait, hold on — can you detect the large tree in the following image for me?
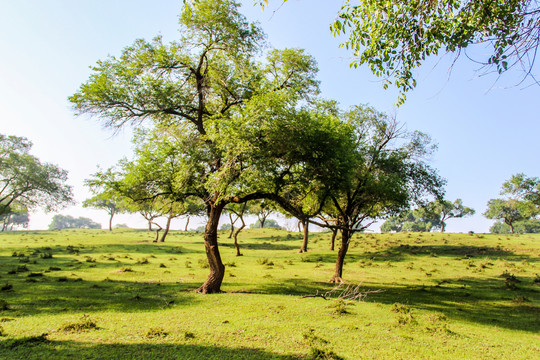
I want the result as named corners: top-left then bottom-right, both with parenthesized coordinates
top-left (70, 0), bottom-right (353, 293)
top-left (0, 134), bottom-right (73, 216)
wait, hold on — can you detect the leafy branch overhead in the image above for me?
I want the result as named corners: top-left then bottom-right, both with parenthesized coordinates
top-left (259, 0), bottom-right (540, 105)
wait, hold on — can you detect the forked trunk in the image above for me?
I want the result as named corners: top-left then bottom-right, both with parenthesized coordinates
top-left (330, 228), bottom-right (350, 283)
top-left (440, 222), bottom-right (446, 233)
top-left (299, 219), bottom-right (309, 253)
top-left (330, 229), bottom-right (337, 251)
top-left (197, 202), bottom-right (226, 294)
top-left (233, 214), bottom-right (246, 256)
top-left (153, 228), bottom-right (161, 243)
top-left (160, 214), bottom-right (173, 242)
top-left (228, 213), bottom-right (236, 239)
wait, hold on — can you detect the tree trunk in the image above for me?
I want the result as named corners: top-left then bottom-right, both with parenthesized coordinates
top-left (109, 212), bottom-right (114, 231)
top-left (153, 228), bottom-right (161, 242)
top-left (233, 214), bottom-right (246, 256)
top-left (197, 202), bottom-right (226, 294)
top-left (185, 216), bottom-right (190, 232)
top-left (160, 214), bottom-right (173, 242)
top-left (299, 218), bottom-right (309, 253)
top-left (330, 228), bottom-right (350, 283)
top-left (330, 229), bottom-right (337, 251)
top-left (148, 220), bottom-right (153, 232)
top-left (509, 223), bottom-right (515, 234)
top-left (259, 215), bottom-right (266, 228)
top-left (228, 213), bottom-right (236, 239)
top-left (440, 222), bottom-right (445, 233)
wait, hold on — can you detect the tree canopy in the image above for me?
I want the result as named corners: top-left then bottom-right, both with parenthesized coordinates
top-left (0, 134), bottom-right (73, 217)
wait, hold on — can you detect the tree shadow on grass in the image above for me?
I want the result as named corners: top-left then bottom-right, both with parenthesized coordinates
top-left (220, 242), bottom-right (300, 251)
top-left (0, 274), bottom-right (203, 317)
top-left (255, 276), bottom-right (540, 333)
top-left (0, 339), bottom-right (304, 360)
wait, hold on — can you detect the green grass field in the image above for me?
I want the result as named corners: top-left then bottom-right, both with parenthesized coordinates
top-left (0, 228), bottom-right (538, 359)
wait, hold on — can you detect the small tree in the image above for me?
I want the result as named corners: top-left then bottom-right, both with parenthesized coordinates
top-left (83, 193), bottom-right (127, 231)
top-left (418, 199), bottom-right (475, 232)
top-left (224, 202), bottom-right (248, 256)
top-left (483, 199), bottom-right (532, 234)
top-left (380, 210), bottom-right (435, 233)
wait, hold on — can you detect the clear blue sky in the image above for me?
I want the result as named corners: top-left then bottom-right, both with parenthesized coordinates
top-left (1, 0), bottom-right (539, 232)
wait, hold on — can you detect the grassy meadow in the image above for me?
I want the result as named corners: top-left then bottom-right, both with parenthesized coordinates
top-left (0, 228), bottom-right (538, 359)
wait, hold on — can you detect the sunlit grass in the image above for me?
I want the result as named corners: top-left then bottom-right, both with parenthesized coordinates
top-left (0, 228), bottom-right (538, 359)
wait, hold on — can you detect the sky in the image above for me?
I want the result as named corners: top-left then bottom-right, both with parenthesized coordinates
top-left (1, 0), bottom-right (539, 232)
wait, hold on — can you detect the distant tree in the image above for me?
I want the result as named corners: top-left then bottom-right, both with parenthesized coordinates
top-left (419, 199), bottom-right (475, 232)
top-left (0, 134), bottom-right (73, 216)
top-left (489, 219), bottom-right (540, 234)
top-left (248, 200), bottom-right (275, 229)
top-left (48, 215), bottom-right (101, 230)
top-left (250, 218), bottom-right (282, 229)
top-left (380, 210), bottom-right (435, 233)
top-left (381, 199), bottom-right (474, 233)
top-left (224, 202), bottom-right (248, 256)
top-left (83, 193), bottom-right (127, 232)
top-left (490, 219), bottom-right (540, 234)
top-left (483, 199), bottom-right (533, 234)
top-left (1, 205), bottom-right (29, 231)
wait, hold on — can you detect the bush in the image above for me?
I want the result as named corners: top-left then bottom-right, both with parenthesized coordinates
top-left (58, 314), bottom-right (98, 333)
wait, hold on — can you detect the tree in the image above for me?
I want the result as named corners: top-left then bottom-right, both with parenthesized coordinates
top-left (224, 202), bottom-right (248, 256)
top-left (70, 0), bottom-right (353, 293)
top-left (490, 219), bottom-right (540, 233)
top-left (259, 1), bottom-right (540, 104)
top-left (250, 218), bottom-right (282, 229)
top-left (48, 215), bottom-right (101, 230)
top-left (419, 198), bottom-right (475, 232)
top-left (1, 205), bottom-right (29, 231)
top-left (485, 174), bottom-right (540, 233)
top-left (248, 200), bottom-right (275, 229)
top-left (317, 105), bottom-right (444, 282)
top-left (501, 173), bottom-right (540, 206)
top-left (0, 134), bottom-right (73, 216)
top-left (83, 192), bottom-right (127, 231)
top-left (483, 199), bottom-right (532, 233)
top-left (380, 210), bottom-right (435, 233)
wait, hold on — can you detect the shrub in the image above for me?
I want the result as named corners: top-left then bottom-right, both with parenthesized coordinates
top-left (145, 327), bottom-right (168, 339)
top-left (256, 258), bottom-right (274, 266)
top-left (0, 283), bottom-right (13, 291)
top-left (198, 258), bottom-right (209, 269)
top-left (58, 314), bottom-right (98, 333)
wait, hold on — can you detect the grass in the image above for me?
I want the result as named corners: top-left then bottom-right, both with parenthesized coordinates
top-left (0, 228), bottom-right (538, 359)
